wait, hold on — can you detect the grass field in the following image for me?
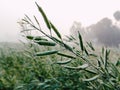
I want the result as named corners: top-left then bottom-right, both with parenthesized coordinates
top-left (0, 42), bottom-right (120, 90)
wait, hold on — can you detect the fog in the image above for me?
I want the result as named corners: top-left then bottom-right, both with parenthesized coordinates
top-left (0, 0), bottom-right (37, 42)
top-left (70, 11), bottom-right (120, 47)
top-left (0, 0), bottom-right (120, 43)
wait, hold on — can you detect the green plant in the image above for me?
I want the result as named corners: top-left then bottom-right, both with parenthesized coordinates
top-left (19, 2), bottom-right (120, 90)
top-left (0, 45), bottom-right (58, 90)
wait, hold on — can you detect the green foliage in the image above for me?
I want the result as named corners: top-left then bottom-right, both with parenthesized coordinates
top-left (35, 2), bottom-right (51, 30)
top-left (50, 22), bottom-right (62, 39)
top-left (35, 41), bottom-right (56, 46)
top-left (1, 2), bottom-right (120, 90)
top-left (57, 52), bottom-right (76, 59)
top-left (35, 50), bottom-right (58, 56)
top-left (18, 2), bottom-right (120, 90)
top-left (78, 31), bottom-right (84, 51)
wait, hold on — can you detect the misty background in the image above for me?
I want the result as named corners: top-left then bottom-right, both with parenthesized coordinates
top-left (70, 11), bottom-right (120, 47)
top-left (0, 0), bottom-right (120, 47)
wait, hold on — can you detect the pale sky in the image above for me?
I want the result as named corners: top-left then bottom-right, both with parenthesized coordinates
top-left (0, 0), bottom-right (120, 42)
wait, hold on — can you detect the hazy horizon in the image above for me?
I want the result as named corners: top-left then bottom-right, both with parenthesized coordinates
top-left (0, 0), bottom-right (120, 42)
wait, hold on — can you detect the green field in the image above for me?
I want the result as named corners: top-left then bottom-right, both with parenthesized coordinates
top-left (0, 40), bottom-right (120, 90)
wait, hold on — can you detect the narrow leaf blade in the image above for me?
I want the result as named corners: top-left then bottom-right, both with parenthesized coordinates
top-left (34, 36), bottom-right (48, 41)
top-left (87, 42), bottom-right (95, 51)
top-left (50, 22), bottom-right (62, 39)
top-left (35, 41), bottom-right (56, 46)
top-left (35, 50), bottom-right (58, 56)
top-left (78, 32), bottom-right (84, 51)
top-left (56, 59), bottom-right (72, 65)
top-left (63, 64), bottom-right (89, 70)
top-left (34, 16), bottom-right (40, 25)
top-left (26, 35), bottom-right (34, 40)
top-left (35, 2), bottom-right (51, 29)
top-left (83, 75), bottom-right (99, 82)
top-left (57, 52), bottom-right (76, 59)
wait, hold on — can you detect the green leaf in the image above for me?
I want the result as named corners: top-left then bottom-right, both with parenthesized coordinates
top-left (83, 75), bottom-right (99, 82)
top-left (102, 47), bottom-right (104, 55)
top-left (51, 37), bottom-right (62, 44)
top-left (50, 22), bottom-right (62, 39)
top-left (87, 42), bottom-right (95, 51)
top-left (57, 52), bottom-right (76, 59)
top-left (63, 64), bottom-right (89, 70)
top-left (56, 59), bottom-right (72, 65)
top-left (34, 36), bottom-right (48, 41)
top-left (78, 31), bottom-right (84, 51)
top-left (35, 50), bottom-right (58, 56)
top-left (84, 69), bottom-right (97, 74)
top-left (35, 2), bottom-right (51, 30)
top-left (116, 60), bottom-right (120, 66)
top-left (84, 47), bottom-right (89, 55)
top-left (26, 35), bottom-right (34, 40)
top-left (25, 14), bottom-right (33, 23)
top-left (65, 35), bottom-right (73, 41)
top-left (104, 49), bottom-right (110, 69)
top-left (34, 16), bottom-right (40, 25)
top-left (70, 35), bottom-right (76, 40)
top-left (63, 43), bottom-right (73, 52)
top-left (35, 41), bottom-right (56, 46)
top-left (100, 56), bottom-right (104, 64)
top-left (97, 59), bottom-right (101, 67)
top-left (102, 83), bottom-right (114, 89)
top-left (26, 35), bottom-right (48, 41)
top-left (89, 54), bottom-right (97, 57)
